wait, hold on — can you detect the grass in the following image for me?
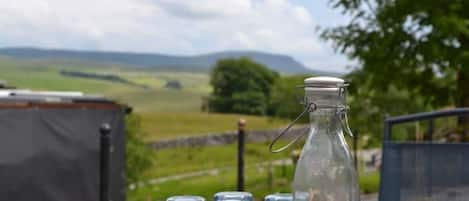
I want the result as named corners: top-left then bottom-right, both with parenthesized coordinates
top-left (129, 141), bottom-right (296, 201)
top-left (359, 171), bottom-right (380, 194)
top-left (110, 87), bottom-right (204, 113)
top-left (144, 142), bottom-right (292, 178)
top-left (129, 165), bottom-right (296, 201)
top-left (133, 143), bottom-right (380, 201)
top-left (131, 155), bottom-right (381, 201)
top-left (139, 112), bottom-right (288, 141)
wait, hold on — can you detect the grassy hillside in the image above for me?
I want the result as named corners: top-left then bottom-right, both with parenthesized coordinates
top-left (0, 58), bottom-right (287, 139)
top-left (0, 58), bottom-right (207, 111)
top-left (140, 112), bottom-right (287, 141)
top-left (0, 47), bottom-right (311, 73)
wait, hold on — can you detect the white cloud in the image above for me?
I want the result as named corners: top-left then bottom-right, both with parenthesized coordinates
top-left (156, 0), bottom-right (252, 19)
top-left (0, 0), bottom-right (349, 72)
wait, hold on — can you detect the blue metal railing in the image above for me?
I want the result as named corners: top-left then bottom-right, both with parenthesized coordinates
top-left (379, 108), bottom-right (469, 201)
top-left (383, 108), bottom-right (469, 141)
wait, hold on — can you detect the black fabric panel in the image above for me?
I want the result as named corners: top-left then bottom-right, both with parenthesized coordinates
top-left (0, 108), bottom-right (126, 201)
top-left (0, 109), bottom-right (35, 200)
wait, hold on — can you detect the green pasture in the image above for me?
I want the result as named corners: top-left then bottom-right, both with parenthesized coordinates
top-left (144, 142), bottom-right (293, 178)
top-left (131, 168), bottom-right (380, 201)
top-left (0, 59), bottom-right (207, 112)
top-left (131, 142), bottom-right (380, 201)
top-left (131, 141), bottom-right (297, 201)
top-left (131, 142), bottom-right (379, 201)
top-left (140, 112), bottom-right (288, 141)
top-left (129, 164), bottom-right (295, 201)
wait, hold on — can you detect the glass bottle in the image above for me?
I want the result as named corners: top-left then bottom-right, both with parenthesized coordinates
top-left (293, 76), bottom-right (359, 201)
top-left (269, 76), bottom-right (359, 201)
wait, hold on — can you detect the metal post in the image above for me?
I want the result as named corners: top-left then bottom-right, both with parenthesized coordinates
top-left (427, 119), bottom-right (434, 141)
top-left (237, 119), bottom-right (246, 191)
top-left (384, 121), bottom-right (392, 141)
top-left (100, 123), bottom-right (112, 201)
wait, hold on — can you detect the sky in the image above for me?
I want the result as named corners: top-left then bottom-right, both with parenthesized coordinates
top-left (0, 0), bottom-right (351, 72)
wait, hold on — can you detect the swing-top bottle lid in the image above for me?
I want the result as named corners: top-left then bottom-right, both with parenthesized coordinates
top-left (303, 76), bottom-right (346, 108)
top-left (304, 76), bottom-right (345, 91)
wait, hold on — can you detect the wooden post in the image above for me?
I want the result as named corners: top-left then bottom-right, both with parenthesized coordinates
top-left (267, 161), bottom-right (273, 191)
top-left (237, 119), bottom-right (246, 191)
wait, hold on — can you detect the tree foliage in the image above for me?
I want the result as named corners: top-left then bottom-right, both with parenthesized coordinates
top-left (265, 73), bottom-right (432, 146)
top-left (268, 75), bottom-right (309, 122)
top-left (346, 71), bottom-right (433, 146)
top-left (208, 57), bottom-right (279, 115)
top-left (322, 0), bottom-right (469, 109)
top-left (126, 114), bottom-right (154, 185)
top-left (321, 0), bottom-right (469, 141)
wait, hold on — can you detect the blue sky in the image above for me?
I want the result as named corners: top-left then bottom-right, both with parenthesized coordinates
top-left (0, 0), bottom-right (351, 72)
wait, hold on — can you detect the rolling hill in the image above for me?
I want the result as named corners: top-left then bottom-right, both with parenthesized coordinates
top-left (0, 47), bottom-right (311, 73)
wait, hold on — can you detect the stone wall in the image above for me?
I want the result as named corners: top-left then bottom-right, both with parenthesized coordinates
top-left (148, 126), bottom-right (309, 150)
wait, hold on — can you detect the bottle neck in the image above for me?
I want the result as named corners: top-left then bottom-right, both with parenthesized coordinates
top-left (309, 109), bottom-right (342, 134)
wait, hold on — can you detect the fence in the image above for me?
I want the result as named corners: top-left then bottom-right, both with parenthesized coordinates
top-left (379, 108), bottom-right (469, 201)
top-left (147, 126), bottom-right (308, 150)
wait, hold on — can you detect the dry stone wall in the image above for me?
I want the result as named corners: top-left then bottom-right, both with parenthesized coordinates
top-left (148, 126), bottom-right (309, 150)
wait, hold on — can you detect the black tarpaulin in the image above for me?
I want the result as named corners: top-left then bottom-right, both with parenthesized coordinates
top-left (0, 106), bottom-right (126, 201)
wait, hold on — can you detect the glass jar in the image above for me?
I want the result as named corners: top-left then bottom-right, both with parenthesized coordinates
top-left (214, 192), bottom-right (253, 201)
top-left (166, 195), bottom-right (205, 201)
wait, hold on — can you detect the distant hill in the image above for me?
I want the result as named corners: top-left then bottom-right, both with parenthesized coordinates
top-left (0, 47), bottom-right (317, 74)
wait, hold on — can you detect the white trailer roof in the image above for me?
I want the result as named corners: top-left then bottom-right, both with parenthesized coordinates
top-left (0, 89), bottom-right (110, 104)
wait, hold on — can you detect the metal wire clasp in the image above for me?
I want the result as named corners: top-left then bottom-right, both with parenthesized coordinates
top-left (268, 102), bottom-right (354, 153)
top-left (269, 102), bottom-right (316, 153)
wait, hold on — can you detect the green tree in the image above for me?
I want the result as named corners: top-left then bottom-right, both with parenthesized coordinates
top-left (268, 75), bottom-right (309, 122)
top-left (126, 114), bottom-right (154, 185)
top-left (322, 0), bottom-right (469, 128)
top-left (346, 71), bottom-right (433, 146)
top-left (208, 57), bottom-right (279, 115)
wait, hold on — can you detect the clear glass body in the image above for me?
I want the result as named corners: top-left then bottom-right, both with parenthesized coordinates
top-left (293, 109), bottom-right (359, 201)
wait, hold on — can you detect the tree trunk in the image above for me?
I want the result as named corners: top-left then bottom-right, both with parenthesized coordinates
top-left (457, 69), bottom-right (469, 141)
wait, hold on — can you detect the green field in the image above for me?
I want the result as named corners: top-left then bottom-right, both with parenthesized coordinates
top-left (140, 112), bottom-right (287, 141)
top-left (145, 142), bottom-right (293, 178)
top-left (0, 58), bottom-right (288, 140)
top-left (131, 167), bottom-right (380, 201)
top-left (129, 140), bottom-right (296, 201)
top-left (136, 142), bottom-right (379, 197)
top-left (130, 164), bottom-right (295, 201)
top-left (131, 142), bottom-right (380, 201)
top-left (0, 59), bottom-right (207, 112)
